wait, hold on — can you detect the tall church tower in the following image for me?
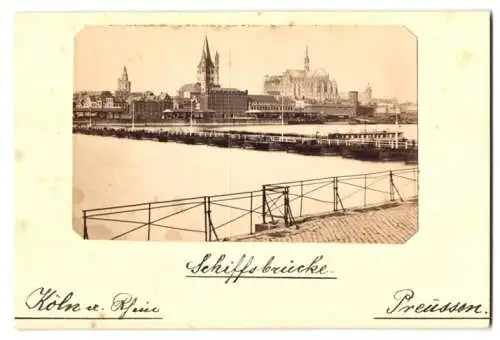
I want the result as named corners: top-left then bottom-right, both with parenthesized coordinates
top-left (197, 35), bottom-right (216, 93)
top-left (115, 66), bottom-right (131, 99)
top-left (117, 66), bottom-right (131, 93)
top-left (214, 51), bottom-right (220, 85)
top-left (365, 82), bottom-right (372, 102)
top-left (304, 45), bottom-right (310, 73)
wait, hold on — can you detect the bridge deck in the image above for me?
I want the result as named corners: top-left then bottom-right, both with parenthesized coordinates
top-left (230, 199), bottom-right (417, 244)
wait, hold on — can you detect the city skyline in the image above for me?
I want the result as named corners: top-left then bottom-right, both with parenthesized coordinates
top-left (74, 25), bottom-right (417, 102)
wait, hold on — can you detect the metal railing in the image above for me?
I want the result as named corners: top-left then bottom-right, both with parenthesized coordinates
top-left (82, 168), bottom-right (418, 242)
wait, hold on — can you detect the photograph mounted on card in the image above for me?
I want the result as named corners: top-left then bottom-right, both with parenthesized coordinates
top-left (73, 25), bottom-right (418, 244)
top-left (14, 12), bottom-right (491, 329)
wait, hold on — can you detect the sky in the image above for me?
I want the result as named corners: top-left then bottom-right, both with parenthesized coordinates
top-left (74, 25), bottom-right (417, 102)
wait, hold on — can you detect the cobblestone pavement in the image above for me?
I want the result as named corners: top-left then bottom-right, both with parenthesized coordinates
top-left (232, 200), bottom-right (418, 243)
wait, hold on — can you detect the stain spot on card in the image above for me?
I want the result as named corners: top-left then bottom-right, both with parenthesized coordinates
top-left (288, 21), bottom-right (295, 27)
top-left (15, 149), bottom-right (24, 162)
top-left (38, 176), bottom-right (46, 186)
top-left (73, 187), bottom-right (85, 205)
top-left (90, 320), bottom-right (96, 328)
top-left (19, 220), bottom-right (28, 233)
top-left (257, 12), bottom-right (262, 16)
top-left (458, 50), bottom-right (473, 65)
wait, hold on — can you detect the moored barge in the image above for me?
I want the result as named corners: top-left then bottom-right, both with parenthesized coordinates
top-left (73, 126), bottom-right (417, 163)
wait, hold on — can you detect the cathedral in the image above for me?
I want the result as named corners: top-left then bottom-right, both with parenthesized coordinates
top-left (197, 35), bottom-right (220, 93)
top-left (263, 46), bottom-right (339, 103)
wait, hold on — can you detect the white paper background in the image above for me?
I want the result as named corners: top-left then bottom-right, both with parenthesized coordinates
top-left (2, 0), bottom-right (498, 339)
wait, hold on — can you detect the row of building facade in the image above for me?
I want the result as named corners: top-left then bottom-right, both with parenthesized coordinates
top-left (73, 90), bottom-right (416, 122)
top-left (73, 35), bottom-right (416, 121)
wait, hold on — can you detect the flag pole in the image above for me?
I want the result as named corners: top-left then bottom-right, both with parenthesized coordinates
top-left (190, 99), bottom-right (193, 134)
top-left (132, 106), bottom-right (135, 130)
top-left (281, 95), bottom-right (284, 141)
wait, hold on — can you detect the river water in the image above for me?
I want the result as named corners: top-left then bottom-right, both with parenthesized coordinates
top-left (73, 124), bottom-right (418, 241)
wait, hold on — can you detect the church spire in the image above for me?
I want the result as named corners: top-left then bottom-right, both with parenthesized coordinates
top-left (304, 45), bottom-right (310, 72)
top-left (214, 50), bottom-right (220, 85)
top-left (365, 82), bottom-right (372, 102)
top-left (203, 34), bottom-right (212, 63)
top-left (198, 43), bottom-right (206, 66)
top-left (116, 65), bottom-right (131, 95)
top-left (198, 34), bottom-right (215, 69)
top-left (197, 35), bottom-right (216, 93)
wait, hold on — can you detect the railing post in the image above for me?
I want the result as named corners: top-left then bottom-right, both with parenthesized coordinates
top-left (284, 187), bottom-right (289, 227)
top-left (333, 178), bottom-right (338, 212)
top-left (207, 196), bottom-right (212, 242)
top-left (332, 178), bottom-right (335, 212)
top-left (413, 168), bottom-right (417, 198)
top-left (250, 192), bottom-right (253, 234)
top-left (299, 181), bottom-right (304, 217)
top-left (83, 210), bottom-right (89, 240)
top-left (203, 197), bottom-right (208, 242)
top-left (389, 171), bottom-right (395, 201)
top-left (147, 203), bottom-right (151, 241)
top-left (262, 185), bottom-right (267, 224)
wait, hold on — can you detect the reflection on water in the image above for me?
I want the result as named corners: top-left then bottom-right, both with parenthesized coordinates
top-left (73, 124), bottom-right (418, 242)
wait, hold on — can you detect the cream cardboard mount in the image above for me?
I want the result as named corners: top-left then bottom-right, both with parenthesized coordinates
top-left (14, 11), bottom-right (491, 329)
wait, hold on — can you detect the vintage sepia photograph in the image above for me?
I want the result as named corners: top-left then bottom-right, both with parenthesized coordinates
top-left (14, 11), bottom-right (491, 330)
top-left (72, 25), bottom-right (418, 243)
